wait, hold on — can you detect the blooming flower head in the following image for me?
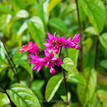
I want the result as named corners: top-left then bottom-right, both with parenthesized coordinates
top-left (19, 41), bottom-right (39, 55)
top-left (72, 33), bottom-right (80, 44)
top-left (56, 36), bottom-right (65, 47)
top-left (72, 33), bottom-right (80, 50)
top-left (63, 37), bottom-right (72, 48)
top-left (19, 32), bottom-right (80, 74)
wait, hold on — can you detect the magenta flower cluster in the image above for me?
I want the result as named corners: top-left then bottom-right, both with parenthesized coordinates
top-left (19, 32), bottom-right (80, 74)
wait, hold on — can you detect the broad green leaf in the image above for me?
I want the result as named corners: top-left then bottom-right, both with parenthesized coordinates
top-left (69, 103), bottom-right (78, 107)
top-left (30, 16), bottom-right (45, 35)
top-left (100, 60), bottom-right (107, 69)
top-left (16, 10), bottom-right (29, 18)
top-left (68, 48), bottom-right (79, 67)
top-left (31, 80), bottom-right (44, 100)
top-left (10, 0), bottom-right (26, 13)
top-left (17, 21), bottom-right (27, 36)
top-left (83, 38), bottom-right (93, 52)
top-left (0, 4), bottom-right (11, 14)
top-left (43, 0), bottom-right (49, 24)
top-left (0, 92), bottom-right (10, 106)
top-left (49, 18), bottom-right (67, 33)
top-left (61, 57), bottom-right (78, 73)
top-left (77, 69), bottom-right (97, 106)
top-left (13, 48), bottom-right (33, 79)
top-left (67, 73), bottom-right (85, 85)
top-left (0, 64), bottom-right (8, 72)
top-left (97, 90), bottom-right (107, 107)
top-left (45, 74), bottom-right (63, 102)
top-left (0, 14), bottom-right (12, 35)
top-left (48, 0), bottom-right (61, 13)
top-left (80, 0), bottom-right (105, 34)
top-left (27, 21), bottom-right (45, 49)
top-left (61, 92), bottom-right (71, 102)
top-left (52, 101), bottom-right (66, 107)
top-left (85, 26), bottom-right (97, 35)
top-left (7, 84), bottom-right (41, 107)
top-left (99, 33), bottom-right (107, 50)
top-left (60, 3), bottom-right (76, 18)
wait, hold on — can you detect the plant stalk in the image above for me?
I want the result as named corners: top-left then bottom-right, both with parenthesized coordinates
top-left (0, 39), bottom-right (19, 83)
top-left (59, 47), bottom-right (69, 105)
top-left (95, 36), bottom-right (99, 69)
top-left (75, 0), bottom-right (83, 72)
top-left (0, 86), bottom-right (16, 107)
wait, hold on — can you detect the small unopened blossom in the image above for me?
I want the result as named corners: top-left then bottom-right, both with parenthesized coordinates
top-left (50, 67), bottom-right (55, 74)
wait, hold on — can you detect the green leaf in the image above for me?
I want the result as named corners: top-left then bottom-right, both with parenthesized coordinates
top-left (52, 101), bottom-right (66, 107)
top-left (31, 80), bottom-right (45, 100)
top-left (97, 90), bottom-right (107, 107)
top-left (80, 0), bottom-right (105, 34)
top-left (61, 57), bottom-right (78, 73)
top-left (68, 48), bottom-right (79, 67)
top-left (10, 0), bottom-right (27, 13)
top-left (85, 26), bottom-right (97, 35)
top-left (45, 74), bottom-right (63, 102)
top-left (7, 83), bottom-right (41, 107)
top-left (100, 60), bottom-right (107, 69)
top-left (99, 33), bottom-right (107, 50)
top-left (83, 38), bottom-right (93, 52)
top-left (49, 18), bottom-right (67, 33)
top-left (27, 20), bottom-right (45, 49)
top-left (67, 73), bottom-right (85, 85)
top-left (13, 48), bottom-right (33, 79)
top-left (48, 0), bottom-right (61, 13)
top-left (0, 92), bottom-right (10, 106)
top-left (16, 10), bottom-right (29, 19)
top-left (77, 69), bottom-right (97, 106)
top-left (30, 16), bottom-right (45, 35)
top-left (17, 21), bottom-right (27, 36)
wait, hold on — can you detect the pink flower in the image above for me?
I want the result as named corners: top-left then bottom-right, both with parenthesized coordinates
top-left (19, 44), bottom-right (28, 53)
top-left (44, 49), bottom-right (54, 60)
top-left (56, 36), bottom-right (65, 46)
top-left (45, 32), bottom-right (57, 43)
top-left (72, 33), bottom-right (80, 43)
top-left (19, 41), bottom-right (39, 55)
top-left (53, 46), bottom-right (60, 54)
top-left (50, 67), bottom-right (55, 74)
top-left (19, 32), bottom-right (80, 74)
top-left (75, 45), bottom-right (80, 50)
top-left (30, 56), bottom-right (49, 72)
top-left (52, 57), bottom-right (63, 66)
top-left (63, 37), bottom-right (72, 48)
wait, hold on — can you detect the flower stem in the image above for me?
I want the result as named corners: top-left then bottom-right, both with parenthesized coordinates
top-left (59, 47), bottom-right (69, 105)
top-left (75, 0), bottom-right (83, 72)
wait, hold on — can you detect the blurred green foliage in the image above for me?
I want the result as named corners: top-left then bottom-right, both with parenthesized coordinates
top-left (0, 0), bottom-right (107, 107)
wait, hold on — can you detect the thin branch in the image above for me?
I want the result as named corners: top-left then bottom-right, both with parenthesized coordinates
top-left (0, 85), bottom-right (16, 107)
top-left (59, 47), bottom-right (69, 105)
top-left (75, 0), bottom-right (83, 72)
top-left (0, 39), bottom-right (19, 83)
top-left (5, 90), bottom-right (17, 107)
top-left (95, 37), bottom-right (99, 69)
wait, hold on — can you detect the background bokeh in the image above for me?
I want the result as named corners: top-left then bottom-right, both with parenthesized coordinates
top-left (0, 0), bottom-right (107, 107)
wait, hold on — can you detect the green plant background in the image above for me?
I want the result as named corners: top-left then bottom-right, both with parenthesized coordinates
top-left (0, 0), bottom-right (107, 107)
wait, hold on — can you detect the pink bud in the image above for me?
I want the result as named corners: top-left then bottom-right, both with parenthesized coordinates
top-left (75, 45), bottom-right (80, 50)
top-left (50, 67), bottom-right (55, 74)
